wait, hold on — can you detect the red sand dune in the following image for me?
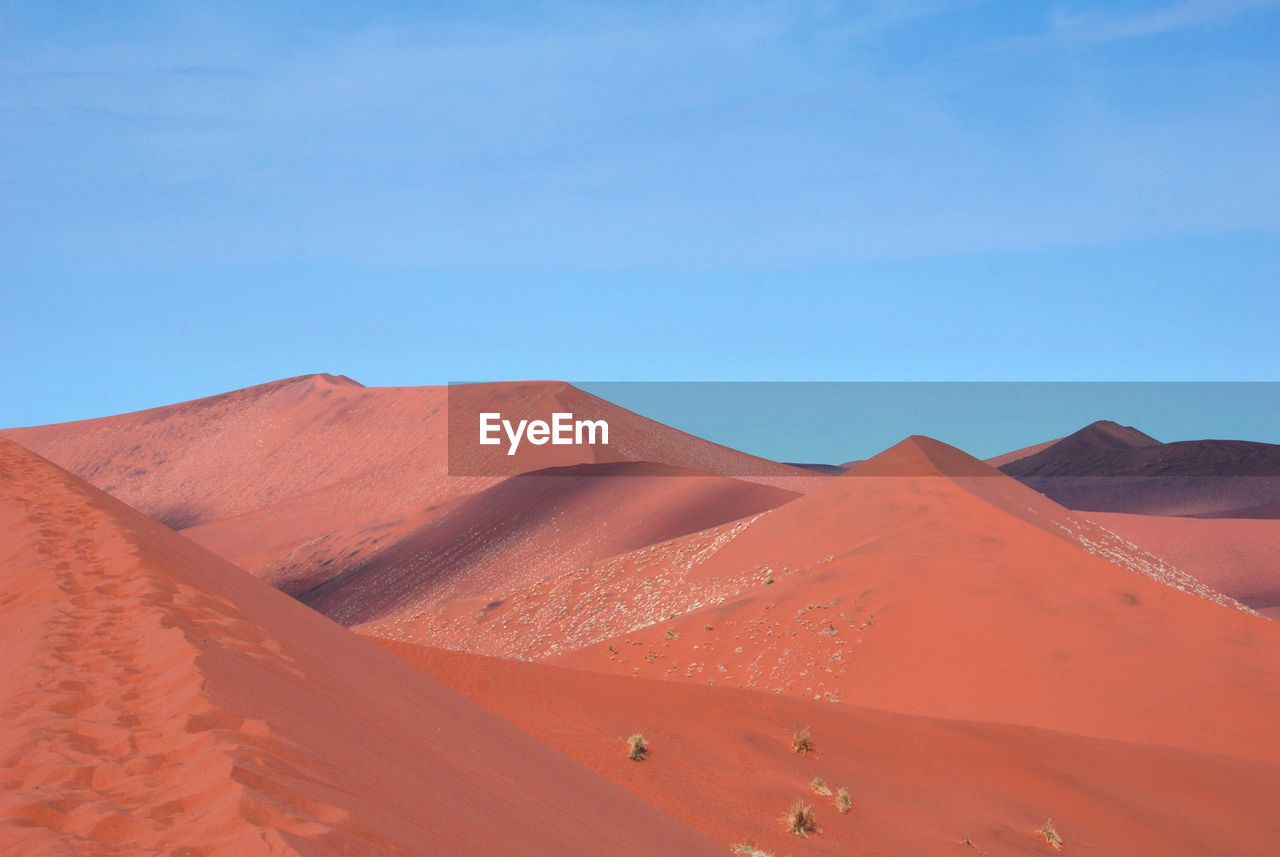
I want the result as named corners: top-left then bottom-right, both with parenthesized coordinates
top-left (1002, 420), bottom-right (1162, 464)
top-left (302, 460), bottom-right (799, 624)
top-left (382, 642), bottom-right (1280, 857)
top-left (2, 375), bottom-right (819, 592)
top-left (1086, 510), bottom-right (1280, 619)
top-left (357, 436), bottom-right (1280, 762)
top-left (998, 420), bottom-right (1280, 516)
top-left (984, 435), bottom-right (1063, 468)
top-left (0, 439), bottom-right (727, 856)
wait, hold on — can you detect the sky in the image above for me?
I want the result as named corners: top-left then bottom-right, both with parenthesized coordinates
top-left (2, 1), bottom-right (1278, 451)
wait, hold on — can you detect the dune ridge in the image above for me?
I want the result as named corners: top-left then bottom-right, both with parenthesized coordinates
top-left (0, 439), bottom-right (727, 857)
top-left (1, 377), bottom-right (820, 595)
top-left (998, 420), bottom-right (1280, 517)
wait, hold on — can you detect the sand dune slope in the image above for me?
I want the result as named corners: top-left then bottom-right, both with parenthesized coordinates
top-left (533, 437), bottom-right (1280, 762)
top-left (2, 376), bottom-right (818, 591)
top-left (350, 437), bottom-right (1280, 763)
top-left (0, 439), bottom-right (726, 857)
top-left (302, 460), bottom-right (799, 625)
top-left (1085, 510), bottom-right (1280, 618)
top-left (385, 643), bottom-right (1280, 857)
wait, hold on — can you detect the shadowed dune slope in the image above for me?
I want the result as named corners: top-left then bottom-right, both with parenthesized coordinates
top-left (998, 420), bottom-right (1280, 516)
top-left (1000, 420), bottom-right (1162, 466)
top-left (540, 437), bottom-right (1280, 763)
top-left (2, 376), bottom-right (820, 591)
top-left (302, 460), bottom-right (801, 625)
top-left (380, 642), bottom-right (1280, 857)
top-left (0, 439), bottom-right (727, 857)
top-left (983, 435), bottom-right (1063, 468)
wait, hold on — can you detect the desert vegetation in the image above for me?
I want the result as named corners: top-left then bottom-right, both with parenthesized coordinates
top-left (791, 726), bottom-right (813, 755)
top-left (1039, 818), bottom-right (1063, 850)
top-left (784, 799), bottom-right (818, 836)
top-left (626, 732), bottom-right (647, 761)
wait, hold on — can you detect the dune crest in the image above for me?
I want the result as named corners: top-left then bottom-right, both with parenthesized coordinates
top-left (998, 420), bottom-right (1280, 516)
top-left (1, 378), bottom-right (821, 593)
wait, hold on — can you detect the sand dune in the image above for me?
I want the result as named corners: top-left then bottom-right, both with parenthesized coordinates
top-left (2, 376), bottom-right (820, 592)
top-left (343, 438), bottom-right (1280, 766)
top-left (984, 435), bottom-right (1063, 468)
top-left (465, 437), bottom-right (1280, 762)
top-left (998, 420), bottom-right (1280, 516)
top-left (6, 377), bottom-right (1280, 853)
top-left (383, 642), bottom-right (1280, 857)
top-left (301, 460), bottom-right (800, 625)
top-left (0, 439), bottom-right (727, 856)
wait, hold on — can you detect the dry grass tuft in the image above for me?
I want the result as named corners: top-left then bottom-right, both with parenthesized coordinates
top-left (626, 733), bottom-right (647, 761)
top-left (834, 787), bottom-right (852, 814)
top-left (1039, 819), bottom-right (1063, 850)
top-left (791, 726), bottom-right (813, 756)
top-left (784, 800), bottom-right (818, 836)
top-left (731, 844), bottom-right (775, 857)
top-left (809, 777), bottom-right (831, 796)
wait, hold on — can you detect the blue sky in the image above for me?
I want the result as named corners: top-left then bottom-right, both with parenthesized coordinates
top-left (2, 1), bottom-right (1277, 450)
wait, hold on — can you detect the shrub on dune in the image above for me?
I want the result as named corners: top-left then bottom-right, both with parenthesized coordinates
top-left (784, 799), bottom-right (817, 836)
top-left (626, 732), bottom-right (647, 761)
top-left (791, 726), bottom-right (813, 755)
top-left (1039, 819), bottom-right (1063, 850)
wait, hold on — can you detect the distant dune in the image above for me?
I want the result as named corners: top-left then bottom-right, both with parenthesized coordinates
top-left (783, 461), bottom-right (850, 474)
top-left (0, 439), bottom-right (726, 856)
top-left (983, 435), bottom-right (1063, 468)
top-left (997, 419), bottom-right (1280, 516)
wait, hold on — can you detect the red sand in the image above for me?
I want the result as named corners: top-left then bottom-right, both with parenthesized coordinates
top-left (0, 439), bottom-right (726, 856)
top-left (1087, 510), bottom-right (1280, 619)
top-left (302, 460), bottom-right (799, 624)
top-left (383, 642), bottom-right (1280, 857)
top-left (2, 375), bottom-right (819, 592)
top-left (6, 379), bottom-right (1280, 853)
top-left (417, 437), bottom-right (1280, 763)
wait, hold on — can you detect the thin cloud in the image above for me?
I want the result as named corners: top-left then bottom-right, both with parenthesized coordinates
top-left (1004, 0), bottom-right (1278, 50)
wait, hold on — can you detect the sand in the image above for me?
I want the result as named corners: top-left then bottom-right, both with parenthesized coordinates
top-left (0, 439), bottom-right (725, 856)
